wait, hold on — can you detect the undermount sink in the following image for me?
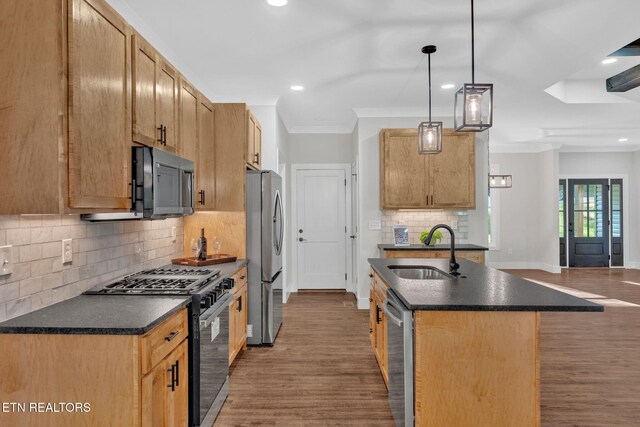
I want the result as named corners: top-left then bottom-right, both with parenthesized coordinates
top-left (388, 265), bottom-right (455, 280)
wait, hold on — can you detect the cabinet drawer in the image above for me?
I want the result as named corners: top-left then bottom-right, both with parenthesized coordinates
top-left (140, 309), bottom-right (188, 374)
top-left (231, 266), bottom-right (248, 294)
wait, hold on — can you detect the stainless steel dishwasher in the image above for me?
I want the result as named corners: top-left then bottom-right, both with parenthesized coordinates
top-left (383, 290), bottom-right (414, 427)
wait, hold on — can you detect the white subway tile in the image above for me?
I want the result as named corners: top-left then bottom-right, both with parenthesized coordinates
top-left (20, 277), bottom-right (43, 297)
top-left (31, 258), bottom-right (54, 277)
top-left (42, 272), bottom-right (63, 290)
top-left (6, 296), bottom-right (31, 319)
top-left (20, 244), bottom-right (43, 262)
top-left (0, 282), bottom-right (20, 302)
top-left (6, 228), bottom-right (31, 246)
top-left (0, 216), bottom-right (21, 229)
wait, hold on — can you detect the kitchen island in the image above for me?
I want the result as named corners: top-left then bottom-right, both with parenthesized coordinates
top-left (368, 258), bottom-right (603, 427)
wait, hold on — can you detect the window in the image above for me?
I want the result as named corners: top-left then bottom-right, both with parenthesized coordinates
top-left (611, 182), bottom-right (622, 238)
top-left (559, 182), bottom-right (565, 238)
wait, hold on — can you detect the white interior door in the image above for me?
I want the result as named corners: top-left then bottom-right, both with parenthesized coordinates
top-left (296, 168), bottom-right (347, 289)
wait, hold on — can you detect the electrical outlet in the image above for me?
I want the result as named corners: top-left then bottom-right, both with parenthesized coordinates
top-left (0, 245), bottom-right (13, 276)
top-left (368, 220), bottom-right (381, 230)
top-left (62, 239), bottom-right (72, 264)
top-left (171, 226), bottom-right (177, 242)
top-left (247, 324), bottom-right (253, 338)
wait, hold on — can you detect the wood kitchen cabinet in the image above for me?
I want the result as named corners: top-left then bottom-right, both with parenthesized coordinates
top-left (1, 0), bottom-right (135, 213)
top-left (380, 128), bottom-right (476, 210)
top-left (142, 339), bottom-right (188, 427)
top-left (0, 308), bottom-right (189, 426)
top-left (132, 33), bottom-right (180, 154)
top-left (382, 249), bottom-right (486, 264)
top-left (179, 78), bottom-right (198, 161)
top-left (195, 94), bottom-right (216, 210)
top-left (369, 271), bottom-right (388, 386)
top-left (246, 110), bottom-right (262, 170)
top-left (229, 266), bottom-right (248, 365)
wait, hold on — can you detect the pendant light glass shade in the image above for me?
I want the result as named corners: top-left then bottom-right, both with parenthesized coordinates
top-left (454, 0), bottom-right (493, 132)
top-left (418, 121), bottom-right (443, 154)
top-left (418, 45), bottom-right (442, 154)
top-left (454, 83), bottom-right (493, 131)
top-left (489, 174), bottom-right (512, 189)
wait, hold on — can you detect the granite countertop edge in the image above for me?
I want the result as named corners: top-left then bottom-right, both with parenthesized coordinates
top-left (0, 259), bottom-right (249, 335)
top-left (369, 258), bottom-right (604, 313)
top-left (378, 243), bottom-right (489, 251)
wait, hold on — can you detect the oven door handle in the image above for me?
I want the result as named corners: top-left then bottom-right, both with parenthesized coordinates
top-left (199, 293), bottom-right (233, 328)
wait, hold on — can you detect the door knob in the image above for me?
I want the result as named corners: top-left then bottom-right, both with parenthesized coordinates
top-left (299, 229), bottom-right (303, 233)
top-left (298, 237), bottom-right (304, 242)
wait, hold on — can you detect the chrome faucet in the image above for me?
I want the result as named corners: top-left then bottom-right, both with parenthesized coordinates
top-left (424, 224), bottom-right (460, 276)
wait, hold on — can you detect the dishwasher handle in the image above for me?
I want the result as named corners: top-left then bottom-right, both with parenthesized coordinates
top-left (383, 298), bottom-right (404, 327)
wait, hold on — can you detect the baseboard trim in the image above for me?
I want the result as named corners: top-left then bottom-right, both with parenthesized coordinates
top-left (627, 262), bottom-right (640, 270)
top-left (357, 297), bottom-right (369, 310)
top-left (487, 262), bottom-right (561, 273)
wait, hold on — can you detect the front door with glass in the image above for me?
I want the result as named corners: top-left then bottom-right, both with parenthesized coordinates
top-left (567, 179), bottom-right (610, 267)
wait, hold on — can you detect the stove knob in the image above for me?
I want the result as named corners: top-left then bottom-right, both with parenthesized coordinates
top-left (200, 295), bottom-right (212, 309)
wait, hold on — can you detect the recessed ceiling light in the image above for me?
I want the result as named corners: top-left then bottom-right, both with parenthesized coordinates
top-left (267, 0), bottom-right (287, 6)
top-left (441, 83), bottom-right (455, 89)
top-left (618, 137), bottom-right (629, 142)
top-left (290, 85), bottom-right (304, 91)
top-left (602, 58), bottom-right (617, 64)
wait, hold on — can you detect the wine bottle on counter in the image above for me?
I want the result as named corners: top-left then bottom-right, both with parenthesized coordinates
top-left (197, 228), bottom-right (208, 261)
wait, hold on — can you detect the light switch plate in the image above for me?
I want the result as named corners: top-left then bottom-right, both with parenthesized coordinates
top-left (62, 239), bottom-right (72, 264)
top-left (0, 245), bottom-right (13, 276)
top-left (247, 324), bottom-right (253, 338)
top-left (171, 226), bottom-right (177, 242)
top-left (368, 220), bottom-right (382, 230)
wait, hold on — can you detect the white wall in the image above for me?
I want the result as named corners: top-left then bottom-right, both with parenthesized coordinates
top-left (354, 116), bottom-right (488, 308)
top-left (488, 150), bottom-right (560, 272)
top-left (289, 133), bottom-right (353, 164)
top-left (559, 151), bottom-right (637, 267)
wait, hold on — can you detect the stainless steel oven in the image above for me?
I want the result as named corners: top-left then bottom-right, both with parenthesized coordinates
top-left (192, 292), bottom-right (233, 426)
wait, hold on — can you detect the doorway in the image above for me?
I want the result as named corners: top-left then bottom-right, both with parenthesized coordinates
top-left (292, 165), bottom-right (350, 290)
top-left (560, 178), bottom-right (624, 267)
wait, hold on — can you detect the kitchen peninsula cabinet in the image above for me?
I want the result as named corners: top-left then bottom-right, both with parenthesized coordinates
top-left (380, 128), bottom-right (476, 210)
top-left (369, 270), bottom-right (388, 386)
top-left (132, 33), bottom-right (180, 154)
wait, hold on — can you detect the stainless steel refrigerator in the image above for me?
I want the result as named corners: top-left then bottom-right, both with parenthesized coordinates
top-left (246, 170), bottom-right (284, 345)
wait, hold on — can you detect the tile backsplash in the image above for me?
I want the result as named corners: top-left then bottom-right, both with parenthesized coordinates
top-left (0, 215), bottom-right (184, 321)
top-left (381, 210), bottom-right (469, 245)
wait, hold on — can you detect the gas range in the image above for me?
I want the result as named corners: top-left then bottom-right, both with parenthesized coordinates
top-left (84, 266), bottom-right (234, 311)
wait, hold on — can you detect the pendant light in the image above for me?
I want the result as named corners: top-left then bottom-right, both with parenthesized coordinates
top-left (454, 0), bottom-right (493, 132)
top-left (418, 45), bottom-right (443, 154)
top-left (486, 131), bottom-right (512, 189)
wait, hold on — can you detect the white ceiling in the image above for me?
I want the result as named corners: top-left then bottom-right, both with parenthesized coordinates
top-left (107, 0), bottom-right (640, 150)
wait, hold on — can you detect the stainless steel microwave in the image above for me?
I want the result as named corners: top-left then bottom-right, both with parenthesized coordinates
top-left (81, 147), bottom-right (194, 221)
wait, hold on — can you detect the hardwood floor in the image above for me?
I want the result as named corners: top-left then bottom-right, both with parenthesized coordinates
top-left (507, 268), bottom-right (640, 427)
top-left (214, 291), bottom-right (394, 427)
top-left (215, 269), bottom-right (640, 426)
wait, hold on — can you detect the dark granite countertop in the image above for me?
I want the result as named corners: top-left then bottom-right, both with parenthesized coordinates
top-left (378, 243), bottom-right (488, 251)
top-left (0, 259), bottom-right (248, 335)
top-left (369, 258), bottom-right (603, 312)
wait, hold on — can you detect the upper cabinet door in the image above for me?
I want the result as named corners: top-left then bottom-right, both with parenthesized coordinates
top-left (253, 121), bottom-right (262, 169)
top-left (158, 59), bottom-right (179, 153)
top-left (68, 0), bottom-right (132, 210)
top-left (380, 129), bottom-right (428, 209)
top-left (179, 78), bottom-right (198, 162)
top-left (429, 131), bottom-right (476, 209)
top-left (196, 95), bottom-right (215, 210)
top-left (246, 112), bottom-right (257, 168)
top-left (131, 34), bottom-right (158, 146)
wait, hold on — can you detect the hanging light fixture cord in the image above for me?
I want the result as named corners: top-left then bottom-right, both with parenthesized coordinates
top-left (428, 51), bottom-right (432, 122)
top-left (471, 0), bottom-right (475, 84)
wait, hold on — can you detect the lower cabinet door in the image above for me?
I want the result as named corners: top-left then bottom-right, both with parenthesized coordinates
top-left (141, 339), bottom-right (188, 427)
top-left (165, 339), bottom-right (189, 427)
top-left (228, 298), bottom-right (237, 365)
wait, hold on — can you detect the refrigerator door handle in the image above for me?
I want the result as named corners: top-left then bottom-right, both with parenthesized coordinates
top-left (273, 190), bottom-right (283, 256)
